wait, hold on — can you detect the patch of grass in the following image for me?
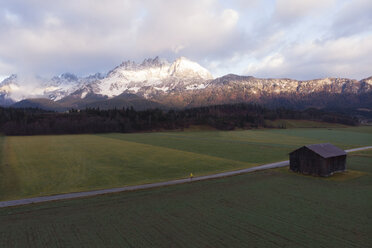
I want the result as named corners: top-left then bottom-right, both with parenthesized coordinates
top-left (264, 119), bottom-right (348, 128)
top-left (101, 131), bottom-right (298, 164)
top-left (268, 126), bottom-right (372, 148)
top-left (325, 170), bottom-right (367, 181)
top-left (0, 126), bottom-right (371, 201)
top-left (342, 125), bottom-right (372, 134)
top-left (349, 150), bottom-right (372, 158)
top-left (0, 135), bottom-right (255, 201)
top-left (0, 135), bottom-right (4, 164)
top-left (183, 124), bottom-right (218, 132)
top-left (0, 136), bottom-right (21, 200)
top-left (0, 150), bottom-right (370, 247)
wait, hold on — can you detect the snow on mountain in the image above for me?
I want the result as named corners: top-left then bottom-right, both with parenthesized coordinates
top-left (0, 72), bottom-right (105, 102)
top-left (43, 73), bottom-right (81, 100)
top-left (43, 72), bottom-right (104, 100)
top-left (0, 74), bottom-right (31, 102)
top-left (0, 74), bottom-right (19, 105)
top-left (0, 74), bottom-right (19, 96)
top-left (169, 57), bottom-right (212, 79)
top-left (0, 56), bottom-right (214, 103)
top-left (95, 56), bottom-right (213, 97)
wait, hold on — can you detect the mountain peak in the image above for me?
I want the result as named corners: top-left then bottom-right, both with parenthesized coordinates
top-left (117, 56), bottom-right (169, 71)
top-left (109, 56), bottom-right (212, 79)
top-left (86, 72), bottom-right (105, 80)
top-left (0, 74), bottom-right (18, 86)
top-left (59, 73), bottom-right (78, 82)
top-left (361, 76), bottom-right (372, 85)
top-left (140, 56), bottom-right (167, 67)
top-left (119, 60), bottom-right (136, 69)
top-left (169, 57), bottom-right (213, 79)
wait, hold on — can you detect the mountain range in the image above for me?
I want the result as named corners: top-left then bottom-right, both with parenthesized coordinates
top-left (1, 56), bottom-right (371, 111)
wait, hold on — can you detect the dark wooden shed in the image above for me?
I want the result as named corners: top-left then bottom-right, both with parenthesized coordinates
top-left (289, 143), bottom-right (346, 177)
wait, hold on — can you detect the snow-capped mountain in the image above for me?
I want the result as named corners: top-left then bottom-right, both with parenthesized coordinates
top-left (94, 56), bottom-right (213, 98)
top-left (0, 56), bottom-right (371, 111)
top-left (43, 72), bottom-right (104, 101)
top-left (158, 74), bottom-right (372, 109)
top-left (0, 57), bottom-right (213, 103)
top-left (0, 74), bottom-right (18, 105)
top-left (0, 74), bottom-right (18, 96)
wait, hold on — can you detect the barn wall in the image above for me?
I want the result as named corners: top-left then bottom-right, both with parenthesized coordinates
top-left (289, 153), bottom-right (300, 172)
top-left (328, 155), bottom-right (346, 174)
top-left (320, 159), bottom-right (330, 176)
top-left (290, 147), bottom-right (324, 176)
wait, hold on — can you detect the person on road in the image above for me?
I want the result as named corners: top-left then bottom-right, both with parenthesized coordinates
top-left (190, 173), bottom-right (193, 180)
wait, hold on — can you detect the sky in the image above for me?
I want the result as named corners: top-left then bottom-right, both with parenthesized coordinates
top-left (0, 0), bottom-right (371, 81)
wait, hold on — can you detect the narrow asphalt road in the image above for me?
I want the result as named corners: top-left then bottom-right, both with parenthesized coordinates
top-left (0, 146), bottom-right (371, 208)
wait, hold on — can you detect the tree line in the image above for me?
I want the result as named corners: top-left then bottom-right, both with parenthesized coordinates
top-left (0, 103), bottom-right (358, 135)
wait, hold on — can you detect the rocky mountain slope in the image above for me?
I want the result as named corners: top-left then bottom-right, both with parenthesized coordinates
top-left (0, 57), bottom-right (371, 111)
top-left (156, 74), bottom-right (372, 109)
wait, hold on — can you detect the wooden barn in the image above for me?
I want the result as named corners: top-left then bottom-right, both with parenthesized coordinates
top-left (289, 143), bottom-right (346, 177)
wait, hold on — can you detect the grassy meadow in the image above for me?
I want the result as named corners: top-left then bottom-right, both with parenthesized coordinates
top-left (0, 124), bottom-right (372, 201)
top-left (264, 119), bottom-right (349, 128)
top-left (0, 149), bottom-right (371, 247)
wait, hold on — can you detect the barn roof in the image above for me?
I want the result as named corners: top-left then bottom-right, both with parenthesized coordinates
top-left (290, 143), bottom-right (346, 158)
top-left (304, 143), bottom-right (346, 158)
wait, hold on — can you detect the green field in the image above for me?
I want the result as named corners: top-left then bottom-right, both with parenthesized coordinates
top-left (0, 150), bottom-right (371, 247)
top-left (1, 126), bottom-right (372, 201)
top-left (264, 119), bottom-right (349, 128)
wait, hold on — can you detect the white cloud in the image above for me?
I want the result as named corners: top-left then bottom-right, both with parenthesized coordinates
top-left (274, 0), bottom-right (336, 22)
top-left (4, 75), bottom-right (46, 101)
top-left (222, 9), bottom-right (239, 28)
top-left (0, 0), bottom-right (240, 77)
top-left (0, 58), bottom-right (15, 77)
top-left (244, 35), bottom-right (372, 80)
top-left (44, 15), bottom-right (62, 28)
top-left (330, 0), bottom-right (372, 38)
top-left (135, 1), bottom-right (240, 58)
top-left (172, 45), bottom-right (185, 54)
top-left (0, 0), bottom-right (370, 81)
top-left (4, 10), bottom-right (21, 25)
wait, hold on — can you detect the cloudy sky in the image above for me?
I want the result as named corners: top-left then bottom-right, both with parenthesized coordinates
top-left (0, 0), bottom-right (371, 81)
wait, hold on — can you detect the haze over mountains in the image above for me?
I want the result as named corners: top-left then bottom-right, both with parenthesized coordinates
top-left (0, 57), bottom-right (371, 111)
